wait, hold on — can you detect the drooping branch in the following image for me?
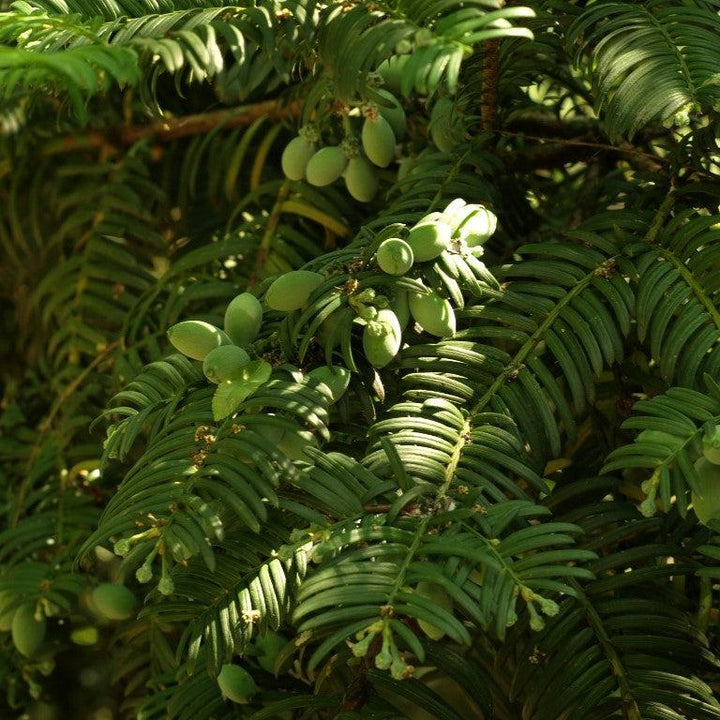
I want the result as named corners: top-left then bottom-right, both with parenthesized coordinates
top-left (40, 98), bottom-right (303, 156)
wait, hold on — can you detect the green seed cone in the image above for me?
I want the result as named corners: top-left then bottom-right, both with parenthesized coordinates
top-left (224, 292), bottom-right (263, 347)
top-left (305, 146), bottom-right (348, 186)
top-left (344, 156), bottom-right (379, 203)
top-left (362, 115), bottom-right (396, 168)
top-left (12, 604), bottom-right (46, 657)
top-left (456, 206), bottom-right (497, 248)
top-left (91, 583), bottom-right (136, 621)
top-left (203, 345), bottom-right (251, 384)
top-left (167, 320), bottom-right (232, 361)
top-left (377, 55), bottom-right (410, 95)
top-left (376, 237), bottom-right (414, 275)
top-left (362, 308), bottom-right (402, 368)
top-left (281, 136), bottom-right (317, 180)
top-left (409, 288), bottom-right (456, 337)
top-left (405, 220), bottom-right (452, 262)
top-left (266, 270), bottom-right (324, 312)
top-left (217, 663), bottom-right (257, 704)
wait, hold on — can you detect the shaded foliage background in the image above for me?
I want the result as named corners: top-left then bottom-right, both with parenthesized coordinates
top-left (1, 0), bottom-right (720, 718)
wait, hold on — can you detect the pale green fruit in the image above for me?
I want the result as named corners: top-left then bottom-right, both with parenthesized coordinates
top-left (405, 220), bottom-right (453, 262)
top-left (217, 663), bottom-right (257, 704)
top-left (167, 320), bottom-right (232, 361)
top-left (281, 136), bottom-right (317, 180)
top-left (12, 604), bottom-right (46, 657)
top-left (409, 288), bottom-right (456, 337)
top-left (305, 146), bottom-right (348, 186)
top-left (362, 115), bottom-right (396, 168)
top-left (377, 55), bottom-right (410, 95)
top-left (362, 308), bottom-right (402, 368)
top-left (438, 198), bottom-right (469, 229)
top-left (693, 456), bottom-right (720, 524)
top-left (266, 270), bottom-right (324, 312)
top-left (203, 345), bottom-right (251, 384)
top-left (91, 584), bottom-right (136, 621)
top-left (344, 157), bottom-right (379, 202)
top-left (376, 238), bottom-right (414, 275)
top-left (224, 292), bottom-right (263, 347)
top-left (456, 206), bottom-right (497, 248)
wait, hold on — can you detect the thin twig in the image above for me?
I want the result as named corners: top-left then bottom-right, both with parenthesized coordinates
top-left (40, 98), bottom-right (303, 156)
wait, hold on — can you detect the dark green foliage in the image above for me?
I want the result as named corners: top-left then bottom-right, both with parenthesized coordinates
top-left (2, 0), bottom-right (720, 718)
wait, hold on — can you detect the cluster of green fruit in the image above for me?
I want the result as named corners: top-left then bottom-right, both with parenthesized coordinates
top-left (168, 289), bottom-right (351, 420)
top-left (0, 583), bottom-right (134, 659)
top-left (167, 198), bottom-right (497, 412)
top-left (692, 423), bottom-right (720, 524)
top-left (281, 88), bottom-right (406, 202)
top-left (363, 199), bottom-right (496, 368)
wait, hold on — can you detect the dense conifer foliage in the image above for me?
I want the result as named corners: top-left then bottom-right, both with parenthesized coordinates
top-left (1, 1), bottom-right (720, 718)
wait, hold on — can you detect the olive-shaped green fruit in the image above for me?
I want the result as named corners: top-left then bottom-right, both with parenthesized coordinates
top-left (344, 157), bottom-right (379, 202)
top-left (377, 55), bottom-right (410, 95)
top-left (12, 604), bottom-right (46, 657)
top-left (308, 366), bottom-right (351, 403)
top-left (0, 591), bottom-right (16, 632)
top-left (409, 288), bottom-right (456, 337)
top-left (362, 115), bottom-right (396, 168)
top-left (167, 320), bottom-right (232, 361)
top-left (362, 308), bottom-right (403, 368)
top-left (375, 89), bottom-right (407, 140)
top-left (376, 238), bottom-right (414, 275)
top-left (693, 456), bottom-right (720, 524)
top-left (430, 98), bottom-right (463, 152)
top-left (305, 146), bottom-right (348, 187)
top-left (255, 630), bottom-right (288, 674)
top-left (217, 663), bottom-right (257, 704)
top-left (438, 198), bottom-right (468, 230)
top-left (702, 424), bottom-right (720, 465)
top-left (224, 292), bottom-right (263, 347)
top-left (405, 220), bottom-right (453, 262)
top-left (281, 136), bottom-right (317, 181)
top-left (203, 345), bottom-right (251, 384)
top-left (91, 583), bottom-right (136, 621)
top-left (416, 581), bottom-right (453, 641)
top-left (266, 270), bottom-right (324, 312)
top-left (456, 206), bottom-right (497, 248)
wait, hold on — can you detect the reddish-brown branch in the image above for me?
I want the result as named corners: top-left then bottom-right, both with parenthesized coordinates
top-left (41, 98), bottom-right (303, 156)
top-left (481, 39), bottom-right (501, 132)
